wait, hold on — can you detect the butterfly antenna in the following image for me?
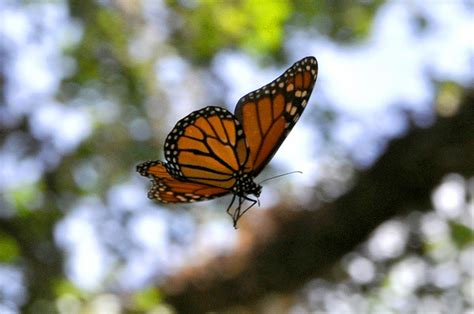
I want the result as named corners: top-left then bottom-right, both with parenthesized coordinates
top-left (258, 171), bottom-right (303, 185)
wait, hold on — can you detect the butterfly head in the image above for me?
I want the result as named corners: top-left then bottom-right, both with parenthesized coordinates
top-left (233, 173), bottom-right (262, 198)
top-left (249, 181), bottom-right (262, 198)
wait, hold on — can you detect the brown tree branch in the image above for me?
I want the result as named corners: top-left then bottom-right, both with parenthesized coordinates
top-left (162, 90), bottom-right (474, 313)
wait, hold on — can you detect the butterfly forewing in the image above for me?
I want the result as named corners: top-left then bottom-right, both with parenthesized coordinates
top-left (163, 106), bottom-right (250, 189)
top-left (234, 56), bottom-right (318, 176)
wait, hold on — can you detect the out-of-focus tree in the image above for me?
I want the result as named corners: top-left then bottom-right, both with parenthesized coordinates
top-left (0, 0), bottom-right (472, 313)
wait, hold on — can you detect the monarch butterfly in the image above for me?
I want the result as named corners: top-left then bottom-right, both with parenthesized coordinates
top-left (137, 56), bottom-right (318, 227)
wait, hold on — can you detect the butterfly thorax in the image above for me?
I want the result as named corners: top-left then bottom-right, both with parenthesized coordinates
top-left (232, 172), bottom-right (262, 198)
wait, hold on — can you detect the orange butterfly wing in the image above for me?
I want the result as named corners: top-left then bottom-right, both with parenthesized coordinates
top-left (137, 106), bottom-right (252, 203)
top-left (164, 106), bottom-right (251, 189)
top-left (234, 56), bottom-right (318, 176)
top-left (137, 161), bottom-right (229, 203)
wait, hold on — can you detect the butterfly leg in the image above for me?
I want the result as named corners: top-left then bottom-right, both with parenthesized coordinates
top-left (238, 196), bottom-right (257, 219)
top-left (226, 194), bottom-right (236, 219)
top-left (231, 196), bottom-right (258, 228)
top-left (232, 196), bottom-right (245, 228)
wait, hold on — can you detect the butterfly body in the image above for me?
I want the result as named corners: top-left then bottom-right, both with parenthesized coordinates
top-left (137, 56), bottom-right (318, 227)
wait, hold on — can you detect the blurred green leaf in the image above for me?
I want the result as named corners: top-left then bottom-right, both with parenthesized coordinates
top-left (54, 278), bottom-right (87, 299)
top-left (0, 232), bottom-right (20, 262)
top-left (240, 0), bottom-right (292, 54)
top-left (449, 221), bottom-right (474, 249)
top-left (436, 81), bottom-right (464, 117)
top-left (10, 182), bottom-right (44, 216)
top-left (132, 286), bottom-right (162, 311)
top-left (291, 0), bottom-right (383, 43)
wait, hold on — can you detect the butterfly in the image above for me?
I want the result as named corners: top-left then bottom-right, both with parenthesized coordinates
top-left (137, 56), bottom-right (318, 227)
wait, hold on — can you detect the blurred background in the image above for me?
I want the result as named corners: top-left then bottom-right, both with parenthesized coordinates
top-left (1, 0), bottom-right (473, 313)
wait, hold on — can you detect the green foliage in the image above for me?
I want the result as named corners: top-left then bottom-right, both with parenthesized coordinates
top-left (449, 221), bottom-right (474, 249)
top-left (132, 287), bottom-right (162, 311)
top-left (0, 232), bottom-right (20, 262)
top-left (164, 0), bottom-right (384, 64)
top-left (9, 182), bottom-right (44, 216)
top-left (166, 0), bottom-right (292, 63)
top-left (54, 279), bottom-right (86, 299)
top-left (435, 81), bottom-right (464, 117)
top-left (67, 0), bottom-right (146, 106)
top-left (291, 0), bottom-right (383, 42)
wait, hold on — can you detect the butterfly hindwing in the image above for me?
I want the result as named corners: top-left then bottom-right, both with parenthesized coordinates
top-left (137, 160), bottom-right (229, 203)
top-left (234, 56), bottom-right (318, 176)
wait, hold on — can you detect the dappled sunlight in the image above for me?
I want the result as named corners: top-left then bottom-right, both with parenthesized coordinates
top-left (345, 254), bottom-right (375, 284)
top-left (1, 0), bottom-right (473, 312)
top-left (30, 102), bottom-right (92, 153)
top-left (55, 197), bottom-right (113, 290)
top-left (367, 220), bottom-right (409, 261)
top-left (0, 266), bottom-right (25, 312)
top-left (432, 174), bottom-right (467, 220)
